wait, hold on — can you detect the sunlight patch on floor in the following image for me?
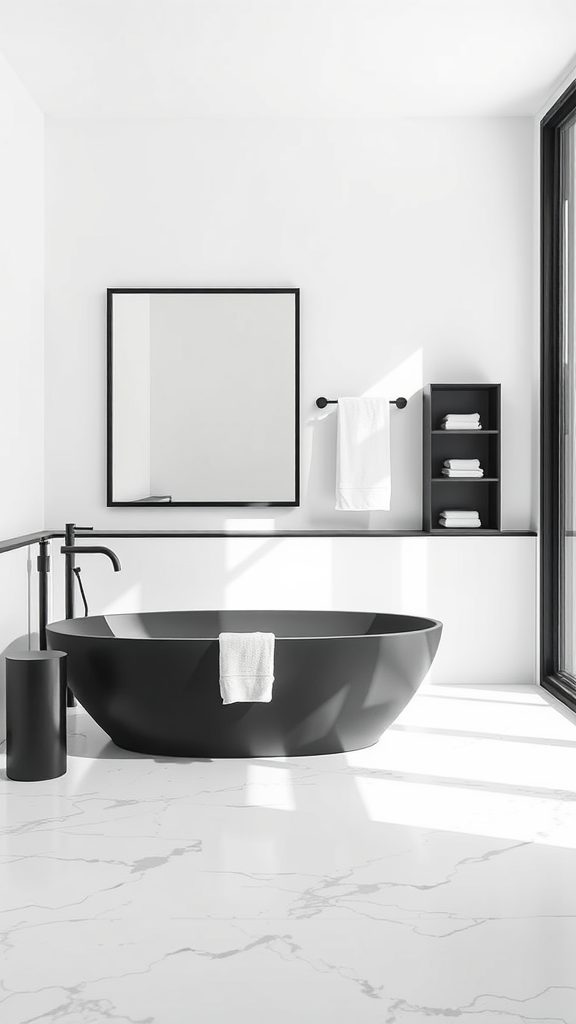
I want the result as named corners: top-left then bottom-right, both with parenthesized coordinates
top-left (345, 684), bottom-right (576, 848)
top-left (245, 762), bottom-right (296, 811)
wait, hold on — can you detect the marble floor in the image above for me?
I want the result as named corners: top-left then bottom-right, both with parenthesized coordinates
top-left (1, 682), bottom-right (576, 1024)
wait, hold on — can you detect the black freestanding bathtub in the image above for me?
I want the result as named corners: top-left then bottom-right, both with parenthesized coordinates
top-left (46, 611), bottom-right (442, 757)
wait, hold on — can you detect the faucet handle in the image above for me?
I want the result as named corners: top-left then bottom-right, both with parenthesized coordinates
top-left (75, 527), bottom-right (94, 531)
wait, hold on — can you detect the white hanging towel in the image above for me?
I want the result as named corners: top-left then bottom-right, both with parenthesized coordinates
top-left (336, 397), bottom-right (391, 511)
top-left (219, 632), bottom-right (275, 705)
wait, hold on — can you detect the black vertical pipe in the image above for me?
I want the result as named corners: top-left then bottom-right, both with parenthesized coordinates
top-left (64, 522), bottom-right (75, 620)
top-left (64, 523), bottom-right (77, 707)
top-left (37, 538), bottom-right (50, 651)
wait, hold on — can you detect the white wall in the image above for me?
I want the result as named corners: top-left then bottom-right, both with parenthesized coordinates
top-left (0, 52), bottom-right (44, 739)
top-left (42, 115), bottom-right (536, 685)
top-left (44, 116), bottom-right (534, 532)
top-left (0, 52), bottom-right (44, 536)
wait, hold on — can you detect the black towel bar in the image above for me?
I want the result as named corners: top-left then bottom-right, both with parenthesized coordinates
top-left (316, 396), bottom-right (408, 409)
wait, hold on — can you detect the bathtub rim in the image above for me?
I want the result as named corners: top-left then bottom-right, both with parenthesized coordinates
top-left (46, 609), bottom-right (442, 643)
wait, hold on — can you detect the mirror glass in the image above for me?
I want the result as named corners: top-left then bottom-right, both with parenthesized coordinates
top-left (108, 289), bottom-right (299, 506)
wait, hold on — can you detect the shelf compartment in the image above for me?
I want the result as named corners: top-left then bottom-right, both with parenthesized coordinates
top-left (430, 431), bottom-right (499, 479)
top-left (429, 480), bottom-right (500, 531)
top-left (428, 384), bottom-right (501, 431)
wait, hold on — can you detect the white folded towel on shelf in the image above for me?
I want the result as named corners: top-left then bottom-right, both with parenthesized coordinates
top-left (439, 518), bottom-right (482, 528)
top-left (441, 468), bottom-right (484, 477)
top-left (439, 507), bottom-right (482, 528)
top-left (441, 421), bottom-right (482, 430)
top-left (335, 397), bottom-right (391, 511)
top-left (443, 459), bottom-right (481, 469)
top-left (219, 632), bottom-right (275, 705)
top-left (442, 412), bottom-right (480, 423)
top-left (440, 509), bottom-right (481, 518)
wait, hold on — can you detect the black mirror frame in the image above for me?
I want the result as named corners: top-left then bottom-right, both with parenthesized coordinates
top-left (106, 287), bottom-right (300, 508)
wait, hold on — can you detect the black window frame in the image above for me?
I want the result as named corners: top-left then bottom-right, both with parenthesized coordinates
top-left (541, 79), bottom-right (576, 713)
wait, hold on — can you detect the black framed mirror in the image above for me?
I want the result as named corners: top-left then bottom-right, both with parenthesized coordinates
top-left (107, 288), bottom-right (300, 507)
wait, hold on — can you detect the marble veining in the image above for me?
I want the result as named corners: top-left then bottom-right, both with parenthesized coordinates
top-left (1, 682), bottom-right (576, 1023)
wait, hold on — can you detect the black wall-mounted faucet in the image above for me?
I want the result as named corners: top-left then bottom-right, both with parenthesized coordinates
top-left (60, 545), bottom-right (121, 572)
top-left (61, 524), bottom-right (121, 620)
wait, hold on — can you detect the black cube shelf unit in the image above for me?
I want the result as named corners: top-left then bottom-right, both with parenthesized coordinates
top-left (423, 383), bottom-right (501, 533)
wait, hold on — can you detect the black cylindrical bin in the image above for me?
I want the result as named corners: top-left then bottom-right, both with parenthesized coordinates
top-left (6, 651), bottom-right (67, 781)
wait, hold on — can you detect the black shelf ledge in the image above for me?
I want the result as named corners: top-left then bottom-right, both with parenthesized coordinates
top-left (63, 529), bottom-right (539, 539)
top-left (0, 528), bottom-right (538, 556)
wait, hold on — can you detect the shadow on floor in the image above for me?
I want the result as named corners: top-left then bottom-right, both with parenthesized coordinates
top-left (68, 736), bottom-right (211, 763)
top-left (66, 713), bottom-right (212, 762)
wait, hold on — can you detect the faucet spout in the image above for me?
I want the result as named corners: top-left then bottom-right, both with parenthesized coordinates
top-left (60, 545), bottom-right (122, 572)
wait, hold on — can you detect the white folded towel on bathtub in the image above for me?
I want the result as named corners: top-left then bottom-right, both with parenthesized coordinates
top-left (219, 632), bottom-right (275, 704)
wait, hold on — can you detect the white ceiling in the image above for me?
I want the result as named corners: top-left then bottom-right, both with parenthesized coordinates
top-left (0, 0), bottom-right (575, 117)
